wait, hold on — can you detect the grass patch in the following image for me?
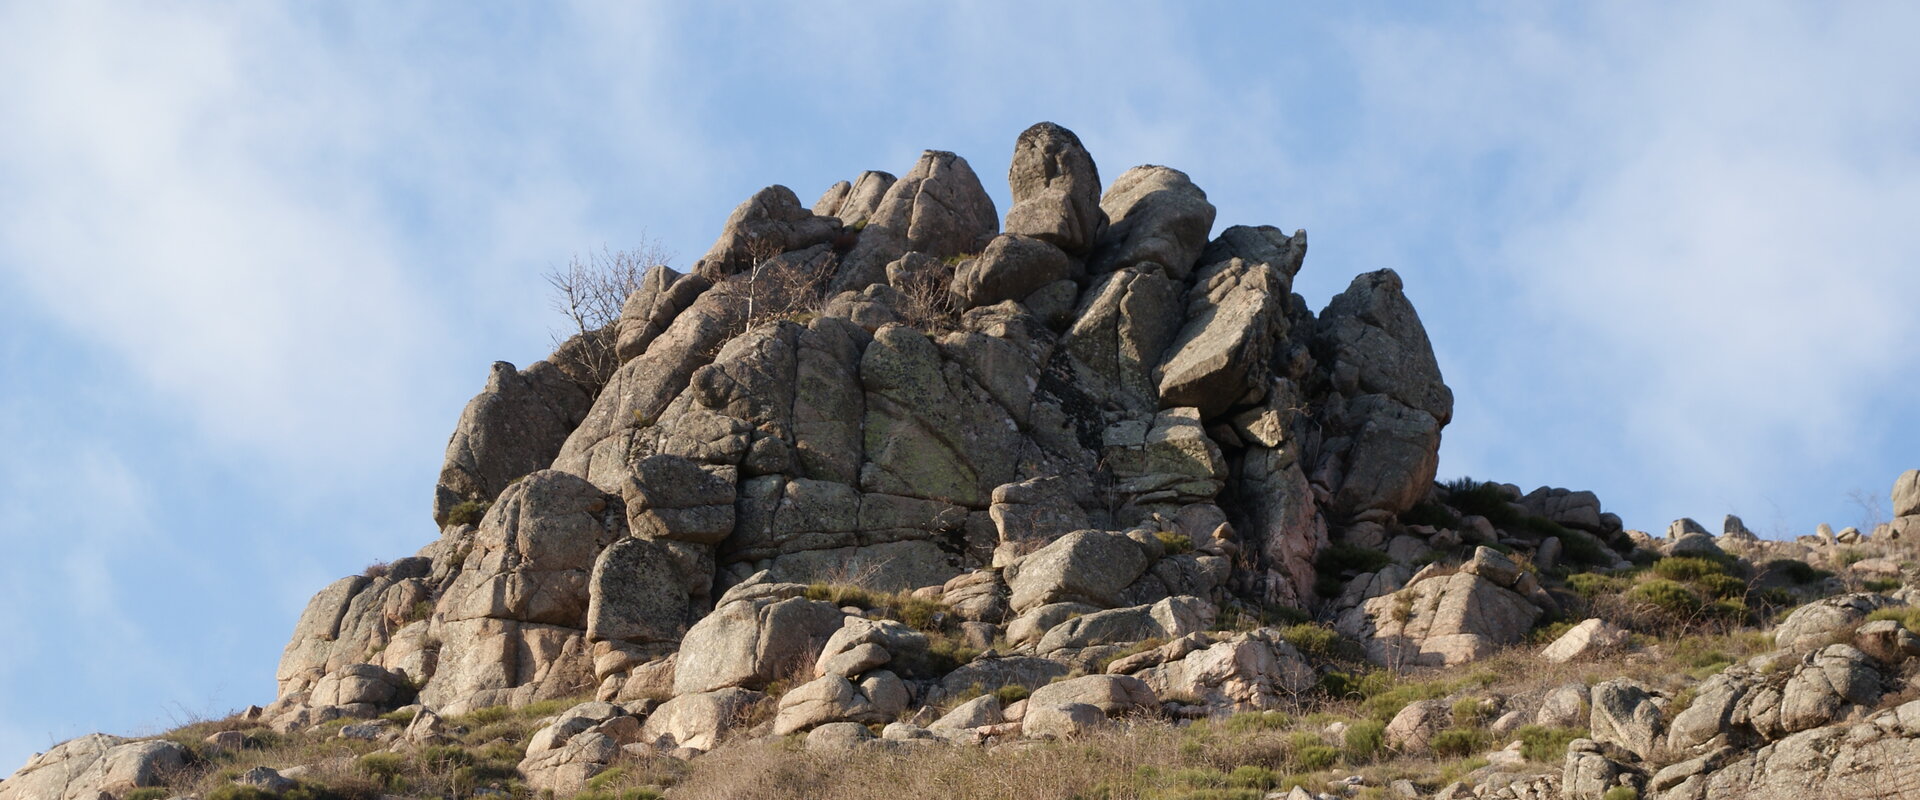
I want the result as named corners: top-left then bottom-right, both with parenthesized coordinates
top-left (1343, 720), bottom-right (1386, 762)
top-left (1867, 607), bottom-right (1920, 633)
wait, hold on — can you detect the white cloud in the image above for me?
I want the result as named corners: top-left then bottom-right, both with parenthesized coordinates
top-left (1334, 3), bottom-right (1920, 530)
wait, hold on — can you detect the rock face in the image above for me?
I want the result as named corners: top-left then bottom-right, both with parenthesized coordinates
top-left (260, 122), bottom-right (1463, 753)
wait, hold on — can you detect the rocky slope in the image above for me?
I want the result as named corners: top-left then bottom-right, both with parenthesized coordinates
top-left (7, 122), bottom-right (1920, 800)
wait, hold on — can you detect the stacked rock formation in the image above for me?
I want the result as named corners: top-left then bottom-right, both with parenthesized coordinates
top-left (267, 121), bottom-right (1459, 738)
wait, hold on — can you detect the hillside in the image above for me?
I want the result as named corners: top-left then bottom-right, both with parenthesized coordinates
top-left (7, 122), bottom-right (1920, 800)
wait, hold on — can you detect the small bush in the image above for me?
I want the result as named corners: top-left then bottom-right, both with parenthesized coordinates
top-left (1155, 531), bottom-right (1194, 554)
top-left (1652, 557), bottom-right (1727, 582)
top-left (445, 499), bottom-right (491, 526)
top-left (1628, 579), bottom-right (1702, 615)
top-left (357, 751), bottom-right (406, 783)
top-left (1515, 724), bottom-right (1587, 761)
top-left (1431, 728), bottom-right (1490, 758)
top-left (1451, 697), bottom-right (1493, 728)
top-left (1602, 788), bottom-right (1640, 800)
top-left (121, 790), bottom-right (171, 800)
top-left (1568, 572), bottom-right (1627, 598)
top-left (1837, 548), bottom-right (1871, 567)
top-left (993, 684), bottom-right (1031, 705)
top-left (1865, 578), bottom-right (1903, 593)
top-left (1401, 501), bottom-right (1459, 529)
top-left (1278, 623), bottom-right (1359, 661)
top-left (1557, 529), bottom-right (1612, 567)
top-left (1766, 559), bottom-right (1832, 584)
top-left (1293, 744), bottom-right (1339, 771)
top-left (1316, 544), bottom-right (1394, 575)
top-left (1343, 720), bottom-right (1386, 762)
top-left (1695, 573), bottom-right (1746, 600)
top-left (1442, 478), bottom-right (1520, 525)
top-left (362, 560), bottom-right (390, 579)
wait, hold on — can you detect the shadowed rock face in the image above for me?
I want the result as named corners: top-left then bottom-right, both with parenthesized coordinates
top-left (271, 120), bottom-right (1454, 720)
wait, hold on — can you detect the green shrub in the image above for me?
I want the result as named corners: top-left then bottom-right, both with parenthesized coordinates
top-left (1401, 501), bottom-right (1459, 529)
top-left (1602, 788), bottom-right (1640, 800)
top-left (1442, 478), bottom-right (1520, 525)
top-left (1225, 765), bottom-right (1279, 789)
top-left (993, 684), bottom-right (1031, 705)
top-left (1293, 744), bottom-right (1338, 771)
top-left (1515, 725), bottom-right (1587, 761)
top-left (1316, 544), bottom-right (1393, 575)
top-left (121, 790), bottom-right (171, 800)
top-left (1278, 624), bottom-right (1359, 661)
top-left (1696, 573), bottom-right (1747, 600)
top-left (1837, 549), bottom-right (1870, 567)
top-left (420, 744), bottom-right (475, 770)
top-left (1767, 559), bottom-right (1831, 584)
top-left (1343, 720), bottom-right (1386, 762)
top-left (1556, 529), bottom-right (1613, 566)
top-left (1155, 531), bottom-right (1194, 554)
top-left (1865, 578), bottom-right (1902, 593)
top-left (1568, 572), bottom-right (1627, 598)
top-left (1628, 579), bottom-right (1702, 615)
top-left (1451, 697), bottom-right (1493, 728)
top-left (1431, 728), bottom-right (1490, 758)
top-left (445, 499), bottom-right (491, 526)
top-left (1652, 557), bottom-right (1727, 582)
top-left (205, 788), bottom-right (277, 800)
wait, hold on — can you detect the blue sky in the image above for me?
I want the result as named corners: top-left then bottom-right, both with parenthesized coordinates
top-left (3, 1), bottom-right (1918, 770)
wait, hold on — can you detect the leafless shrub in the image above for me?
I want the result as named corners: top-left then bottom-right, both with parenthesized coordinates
top-left (894, 259), bottom-right (962, 333)
top-left (545, 238), bottom-right (674, 390)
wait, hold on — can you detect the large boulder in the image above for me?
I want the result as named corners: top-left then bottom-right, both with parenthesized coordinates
top-left (1895, 469), bottom-right (1920, 518)
top-left (1335, 565), bottom-right (1542, 667)
top-left (1004, 121), bottom-right (1105, 255)
top-left (1310, 269), bottom-right (1452, 518)
top-left (1541, 618), bottom-right (1629, 664)
top-left (1008, 530), bottom-right (1153, 613)
top-left (1128, 630), bottom-right (1315, 712)
top-left (672, 590), bottom-right (845, 695)
top-left (1035, 596), bottom-right (1211, 654)
top-left (834, 150), bottom-right (999, 291)
top-left (432, 360), bottom-right (593, 525)
top-left (1154, 257), bottom-right (1286, 419)
top-left (637, 687), bottom-right (766, 753)
top-left (0, 735), bottom-right (185, 800)
top-left (615, 265), bottom-right (712, 364)
top-left (439, 471), bottom-right (624, 627)
top-left (1774, 593), bottom-right (1902, 653)
top-left (621, 454), bottom-right (735, 544)
top-left (949, 233), bottom-right (1072, 309)
top-left (813, 170), bottom-right (896, 228)
top-left (585, 536), bottom-right (693, 646)
top-left (693, 185), bottom-right (841, 276)
top-left (1089, 165), bottom-right (1216, 281)
top-left (1589, 678), bottom-right (1663, 760)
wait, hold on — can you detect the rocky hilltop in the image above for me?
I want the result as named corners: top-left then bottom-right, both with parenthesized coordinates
top-left (9, 123), bottom-right (1920, 800)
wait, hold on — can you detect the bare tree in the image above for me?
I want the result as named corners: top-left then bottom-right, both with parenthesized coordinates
top-left (545, 237), bottom-right (674, 391)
